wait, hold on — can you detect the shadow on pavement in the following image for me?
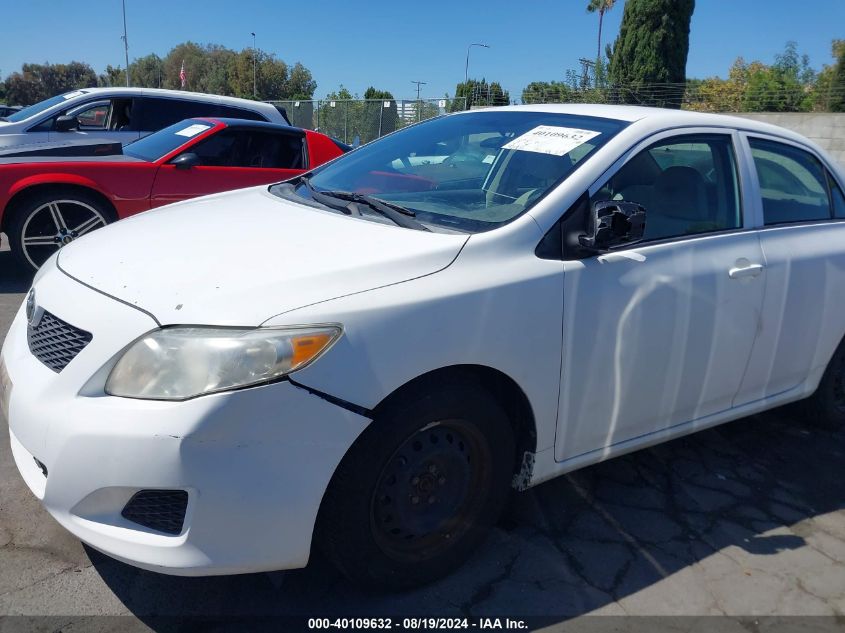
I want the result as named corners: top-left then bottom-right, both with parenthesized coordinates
top-left (86, 407), bottom-right (845, 625)
top-left (0, 247), bottom-right (33, 293)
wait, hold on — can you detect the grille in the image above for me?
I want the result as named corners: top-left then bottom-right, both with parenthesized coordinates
top-left (27, 311), bottom-right (93, 373)
top-left (121, 490), bottom-right (189, 535)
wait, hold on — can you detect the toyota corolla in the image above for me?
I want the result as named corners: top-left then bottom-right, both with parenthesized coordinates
top-left (4, 104), bottom-right (845, 588)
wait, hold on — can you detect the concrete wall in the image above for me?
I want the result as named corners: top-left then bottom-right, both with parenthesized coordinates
top-left (733, 112), bottom-right (845, 166)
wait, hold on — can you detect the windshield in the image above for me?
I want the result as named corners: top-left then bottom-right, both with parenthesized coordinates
top-left (5, 92), bottom-right (88, 123)
top-left (280, 111), bottom-right (626, 232)
top-left (123, 119), bottom-right (215, 162)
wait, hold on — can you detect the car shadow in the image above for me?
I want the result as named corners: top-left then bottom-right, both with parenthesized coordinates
top-left (86, 407), bottom-right (845, 625)
top-left (0, 245), bottom-right (33, 293)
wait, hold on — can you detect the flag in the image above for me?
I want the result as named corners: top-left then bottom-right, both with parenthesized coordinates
top-left (179, 60), bottom-right (186, 89)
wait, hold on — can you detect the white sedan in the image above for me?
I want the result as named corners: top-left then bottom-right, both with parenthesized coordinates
top-left (3, 104), bottom-right (845, 588)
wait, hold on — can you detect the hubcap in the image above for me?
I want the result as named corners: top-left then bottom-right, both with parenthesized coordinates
top-left (370, 421), bottom-right (491, 562)
top-left (20, 200), bottom-right (107, 269)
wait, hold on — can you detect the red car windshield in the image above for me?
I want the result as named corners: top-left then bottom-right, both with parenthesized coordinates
top-left (123, 119), bottom-right (216, 162)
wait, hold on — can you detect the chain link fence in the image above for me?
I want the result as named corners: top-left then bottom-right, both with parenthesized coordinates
top-left (519, 83), bottom-right (845, 113)
top-left (269, 98), bottom-right (468, 144)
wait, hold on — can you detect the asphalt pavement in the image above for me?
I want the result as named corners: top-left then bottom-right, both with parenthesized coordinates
top-left (1, 233), bottom-right (845, 629)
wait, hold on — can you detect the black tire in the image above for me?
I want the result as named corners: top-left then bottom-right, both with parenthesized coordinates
top-left (7, 188), bottom-right (114, 272)
top-left (799, 341), bottom-right (845, 430)
top-left (317, 376), bottom-right (515, 589)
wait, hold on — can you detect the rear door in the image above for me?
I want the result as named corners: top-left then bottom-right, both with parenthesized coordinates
top-left (150, 128), bottom-right (306, 206)
top-left (735, 134), bottom-right (845, 402)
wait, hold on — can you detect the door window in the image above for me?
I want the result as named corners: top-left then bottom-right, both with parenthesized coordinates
top-left (749, 138), bottom-right (831, 225)
top-left (188, 130), bottom-right (305, 168)
top-left (72, 101), bottom-right (111, 129)
top-left (594, 134), bottom-right (741, 241)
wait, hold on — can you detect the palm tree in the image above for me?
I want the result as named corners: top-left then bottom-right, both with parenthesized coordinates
top-left (586, 0), bottom-right (617, 69)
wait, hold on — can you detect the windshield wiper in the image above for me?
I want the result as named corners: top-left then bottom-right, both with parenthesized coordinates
top-left (302, 177), bottom-right (429, 231)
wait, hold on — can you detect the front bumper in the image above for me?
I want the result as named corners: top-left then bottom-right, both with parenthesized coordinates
top-left (2, 266), bottom-right (369, 575)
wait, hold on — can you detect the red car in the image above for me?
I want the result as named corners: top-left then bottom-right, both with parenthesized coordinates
top-left (0, 118), bottom-right (348, 270)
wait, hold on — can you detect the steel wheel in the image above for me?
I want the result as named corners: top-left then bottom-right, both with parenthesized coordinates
top-left (370, 419), bottom-right (492, 563)
top-left (19, 198), bottom-right (108, 269)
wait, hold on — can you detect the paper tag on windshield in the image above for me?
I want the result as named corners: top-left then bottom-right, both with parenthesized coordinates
top-left (503, 126), bottom-right (601, 156)
top-left (175, 124), bottom-right (211, 137)
top-left (62, 90), bottom-right (85, 100)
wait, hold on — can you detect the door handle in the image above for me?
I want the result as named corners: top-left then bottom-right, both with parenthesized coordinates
top-left (728, 263), bottom-right (764, 279)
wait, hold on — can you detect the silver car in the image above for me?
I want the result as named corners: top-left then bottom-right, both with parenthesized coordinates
top-left (0, 87), bottom-right (290, 149)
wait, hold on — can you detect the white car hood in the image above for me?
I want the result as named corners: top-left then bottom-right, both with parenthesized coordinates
top-left (58, 187), bottom-right (468, 326)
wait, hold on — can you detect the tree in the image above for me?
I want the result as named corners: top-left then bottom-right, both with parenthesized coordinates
top-left (451, 79), bottom-right (509, 110)
top-left (5, 61), bottom-right (97, 105)
top-left (586, 0), bottom-right (617, 85)
top-left (522, 81), bottom-right (576, 104)
top-left (608, 0), bottom-right (695, 108)
top-left (363, 86), bottom-right (394, 100)
top-left (823, 40), bottom-right (845, 112)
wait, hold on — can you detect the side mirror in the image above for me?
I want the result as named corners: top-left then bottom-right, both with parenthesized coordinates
top-left (172, 152), bottom-right (200, 170)
top-left (579, 200), bottom-right (646, 252)
top-left (54, 115), bottom-right (78, 132)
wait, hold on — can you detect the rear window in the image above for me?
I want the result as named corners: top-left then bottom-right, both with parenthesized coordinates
top-left (135, 97), bottom-right (267, 131)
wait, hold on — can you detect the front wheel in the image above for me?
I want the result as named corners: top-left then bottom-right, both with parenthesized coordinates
top-left (317, 378), bottom-right (515, 589)
top-left (8, 189), bottom-right (113, 271)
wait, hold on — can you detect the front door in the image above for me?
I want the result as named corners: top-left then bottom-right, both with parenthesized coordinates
top-left (555, 131), bottom-right (766, 462)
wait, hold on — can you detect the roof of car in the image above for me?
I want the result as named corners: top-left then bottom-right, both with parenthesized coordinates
top-left (468, 103), bottom-right (812, 145)
top-left (65, 87), bottom-right (280, 114)
top-left (197, 117), bottom-right (305, 134)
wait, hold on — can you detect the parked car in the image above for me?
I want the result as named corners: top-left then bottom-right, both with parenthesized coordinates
top-left (0, 87), bottom-right (290, 150)
top-left (5, 105), bottom-right (845, 588)
top-left (0, 105), bottom-right (21, 118)
top-left (0, 117), bottom-right (347, 270)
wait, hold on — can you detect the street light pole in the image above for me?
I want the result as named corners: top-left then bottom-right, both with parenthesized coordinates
top-left (121, 0), bottom-right (130, 87)
top-left (464, 43), bottom-right (489, 86)
top-left (251, 32), bottom-right (257, 98)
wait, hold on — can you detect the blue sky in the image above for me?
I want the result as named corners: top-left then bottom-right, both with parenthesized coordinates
top-left (1, 0), bottom-right (843, 100)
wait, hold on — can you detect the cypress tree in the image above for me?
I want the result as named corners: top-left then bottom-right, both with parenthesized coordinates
top-left (608, 0), bottom-right (695, 108)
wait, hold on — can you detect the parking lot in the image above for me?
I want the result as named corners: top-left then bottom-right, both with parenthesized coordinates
top-left (1, 234), bottom-right (845, 625)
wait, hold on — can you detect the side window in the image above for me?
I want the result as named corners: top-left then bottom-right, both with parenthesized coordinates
top-left (136, 98), bottom-right (216, 131)
top-left (189, 130), bottom-right (305, 169)
top-left (73, 101), bottom-right (111, 129)
top-left (748, 138), bottom-right (831, 225)
top-left (214, 105), bottom-right (267, 122)
top-left (595, 134), bottom-right (741, 242)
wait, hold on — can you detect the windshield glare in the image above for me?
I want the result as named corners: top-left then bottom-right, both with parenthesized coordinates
top-left (288, 111), bottom-right (626, 232)
top-left (5, 92), bottom-right (85, 123)
top-left (123, 119), bottom-right (214, 162)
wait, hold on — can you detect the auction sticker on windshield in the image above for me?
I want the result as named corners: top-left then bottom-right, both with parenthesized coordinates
top-left (175, 124), bottom-right (211, 138)
top-left (503, 125), bottom-right (601, 156)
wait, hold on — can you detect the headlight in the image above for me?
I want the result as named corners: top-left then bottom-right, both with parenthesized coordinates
top-left (105, 325), bottom-right (341, 400)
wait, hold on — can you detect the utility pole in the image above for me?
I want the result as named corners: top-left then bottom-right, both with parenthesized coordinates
top-left (411, 80), bottom-right (426, 122)
top-left (411, 80), bottom-right (426, 100)
top-left (121, 0), bottom-right (130, 86)
top-left (251, 32), bottom-right (257, 98)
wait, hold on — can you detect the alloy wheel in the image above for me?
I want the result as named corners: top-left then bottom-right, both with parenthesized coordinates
top-left (20, 199), bottom-right (108, 269)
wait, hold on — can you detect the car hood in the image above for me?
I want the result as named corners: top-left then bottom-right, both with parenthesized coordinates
top-left (57, 186), bottom-right (469, 326)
